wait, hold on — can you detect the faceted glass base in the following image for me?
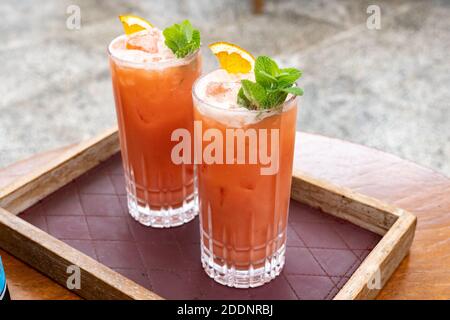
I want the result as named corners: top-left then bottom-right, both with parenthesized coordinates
top-left (201, 243), bottom-right (286, 288)
top-left (126, 186), bottom-right (198, 228)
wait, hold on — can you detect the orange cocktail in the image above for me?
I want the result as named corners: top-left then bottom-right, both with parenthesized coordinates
top-left (193, 69), bottom-right (298, 287)
top-left (108, 28), bottom-right (201, 227)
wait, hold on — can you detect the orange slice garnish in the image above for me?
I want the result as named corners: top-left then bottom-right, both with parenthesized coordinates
top-left (119, 14), bottom-right (154, 35)
top-left (209, 42), bottom-right (255, 74)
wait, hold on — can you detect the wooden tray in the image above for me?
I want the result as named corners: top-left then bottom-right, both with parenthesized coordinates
top-left (0, 128), bottom-right (416, 300)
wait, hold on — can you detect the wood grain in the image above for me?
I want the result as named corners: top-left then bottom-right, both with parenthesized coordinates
top-left (0, 207), bottom-right (161, 300)
top-left (291, 172), bottom-right (401, 235)
top-left (0, 248), bottom-right (79, 300)
top-left (0, 127), bottom-right (119, 215)
top-left (290, 169), bottom-right (416, 299)
top-left (0, 128), bottom-right (416, 300)
top-left (1, 131), bottom-right (448, 299)
top-left (335, 211), bottom-right (416, 299)
top-left (293, 132), bottom-right (450, 299)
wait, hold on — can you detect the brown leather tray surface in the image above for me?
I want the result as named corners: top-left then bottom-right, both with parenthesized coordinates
top-left (19, 154), bottom-right (380, 300)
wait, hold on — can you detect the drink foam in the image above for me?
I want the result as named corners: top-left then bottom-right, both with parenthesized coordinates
top-left (194, 69), bottom-right (290, 127)
top-left (109, 29), bottom-right (193, 68)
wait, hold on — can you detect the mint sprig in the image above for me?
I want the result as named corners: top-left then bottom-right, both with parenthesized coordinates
top-left (163, 20), bottom-right (200, 58)
top-left (237, 56), bottom-right (303, 110)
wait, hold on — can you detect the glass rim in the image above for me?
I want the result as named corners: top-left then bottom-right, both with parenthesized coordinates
top-left (107, 34), bottom-right (200, 69)
top-left (192, 70), bottom-right (299, 114)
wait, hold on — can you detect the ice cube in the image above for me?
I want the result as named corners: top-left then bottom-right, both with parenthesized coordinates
top-left (126, 30), bottom-right (160, 53)
top-left (206, 82), bottom-right (231, 97)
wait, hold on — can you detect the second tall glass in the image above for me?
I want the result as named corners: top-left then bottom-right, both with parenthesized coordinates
top-left (193, 72), bottom-right (298, 287)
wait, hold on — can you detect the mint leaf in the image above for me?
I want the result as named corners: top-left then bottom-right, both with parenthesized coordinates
top-left (182, 20), bottom-right (194, 41)
top-left (237, 55), bottom-right (303, 110)
top-left (163, 20), bottom-right (200, 58)
top-left (255, 56), bottom-right (279, 75)
top-left (237, 87), bottom-right (251, 108)
top-left (281, 87), bottom-right (304, 96)
top-left (254, 56), bottom-right (279, 88)
top-left (241, 80), bottom-right (267, 109)
top-left (277, 68), bottom-right (302, 88)
top-left (265, 91), bottom-right (288, 108)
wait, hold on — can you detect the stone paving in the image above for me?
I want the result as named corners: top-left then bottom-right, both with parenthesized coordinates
top-left (1, 0), bottom-right (449, 176)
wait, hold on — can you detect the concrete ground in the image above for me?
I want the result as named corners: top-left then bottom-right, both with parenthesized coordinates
top-left (1, 0), bottom-right (449, 176)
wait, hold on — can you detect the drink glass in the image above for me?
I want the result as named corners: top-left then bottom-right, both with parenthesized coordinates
top-left (193, 73), bottom-right (298, 287)
top-left (108, 36), bottom-right (201, 227)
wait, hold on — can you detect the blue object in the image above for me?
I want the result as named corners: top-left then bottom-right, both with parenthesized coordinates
top-left (0, 256), bottom-right (7, 299)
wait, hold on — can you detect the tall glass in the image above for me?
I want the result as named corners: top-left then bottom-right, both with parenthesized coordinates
top-left (108, 37), bottom-right (201, 228)
top-left (193, 74), bottom-right (298, 287)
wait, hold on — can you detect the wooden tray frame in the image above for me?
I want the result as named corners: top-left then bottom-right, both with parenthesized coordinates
top-left (0, 127), bottom-right (416, 300)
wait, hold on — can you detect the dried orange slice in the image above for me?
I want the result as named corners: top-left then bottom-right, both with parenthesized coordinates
top-left (119, 14), bottom-right (154, 35)
top-left (209, 42), bottom-right (255, 74)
